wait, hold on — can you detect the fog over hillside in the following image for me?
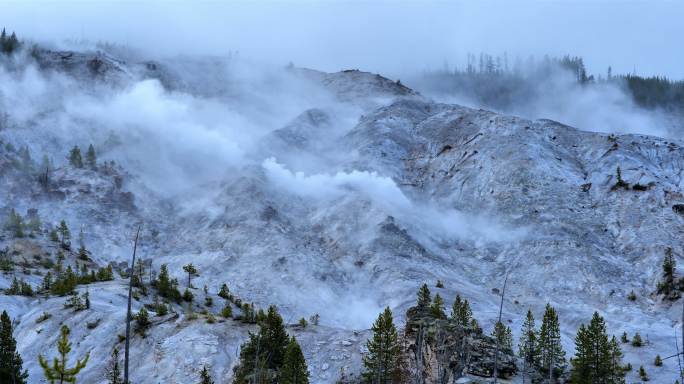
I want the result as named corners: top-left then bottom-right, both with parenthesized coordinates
top-left (0, 1), bottom-right (683, 384)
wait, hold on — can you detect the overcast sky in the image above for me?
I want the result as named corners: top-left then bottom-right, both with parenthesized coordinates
top-left (3, 0), bottom-right (683, 78)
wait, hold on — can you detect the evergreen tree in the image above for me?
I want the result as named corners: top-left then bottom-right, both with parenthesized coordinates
top-left (39, 325), bottom-right (90, 384)
top-left (631, 332), bottom-right (643, 347)
top-left (537, 303), bottom-right (566, 377)
top-left (569, 312), bottom-right (624, 384)
top-left (429, 293), bottom-right (446, 319)
top-left (450, 294), bottom-right (473, 327)
top-left (135, 307), bottom-right (151, 336)
top-left (58, 221), bottom-right (70, 249)
top-left (362, 307), bottom-right (401, 384)
top-left (105, 347), bottom-right (122, 384)
top-left (199, 365), bottom-right (214, 384)
top-left (183, 263), bottom-right (198, 288)
top-left (518, 309), bottom-right (538, 367)
top-left (416, 283), bottom-right (431, 310)
top-left (68, 146), bottom-right (83, 168)
top-left (153, 264), bottom-right (181, 302)
top-left (654, 354), bottom-right (662, 366)
top-left (658, 247), bottom-right (678, 296)
top-left (85, 144), bottom-right (96, 168)
top-left (280, 336), bottom-right (309, 384)
top-left (218, 283), bottom-right (230, 299)
top-left (491, 321), bottom-right (513, 353)
top-left (233, 305), bottom-right (290, 383)
top-left (0, 311), bottom-right (28, 383)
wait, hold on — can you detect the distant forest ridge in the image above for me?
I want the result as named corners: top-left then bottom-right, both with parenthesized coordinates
top-left (419, 53), bottom-right (684, 113)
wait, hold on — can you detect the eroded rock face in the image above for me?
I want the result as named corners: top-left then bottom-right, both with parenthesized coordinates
top-left (403, 307), bottom-right (516, 383)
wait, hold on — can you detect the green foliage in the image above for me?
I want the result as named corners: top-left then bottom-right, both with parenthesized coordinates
top-left (57, 221), bottom-right (71, 249)
top-left (240, 303), bottom-right (256, 324)
top-left (538, 303), bottom-right (566, 377)
top-left (152, 264), bottom-right (181, 302)
top-left (183, 263), bottom-right (198, 287)
top-left (611, 166), bottom-right (630, 191)
top-left (233, 305), bottom-right (290, 384)
top-left (570, 312), bottom-right (624, 384)
top-left (5, 277), bottom-right (34, 296)
top-left (0, 310), bottom-right (28, 383)
top-left (435, 280), bottom-right (444, 288)
top-left (64, 292), bottom-right (88, 311)
top-left (627, 291), bottom-right (637, 301)
top-left (183, 288), bottom-right (194, 302)
top-left (218, 283), bottom-right (230, 299)
top-left (298, 317), bottom-right (308, 328)
top-left (654, 354), bottom-right (662, 366)
top-left (657, 248), bottom-right (679, 298)
top-left (0, 29), bottom-right (20, 55)
top-left (68, 146), bottom-right (83, 168)
top-left (205, 295), bottom-right (213, 307)
top-left (199, 365), bottom-right (214, 384)
top-left (106, 347), bottom-right (123, 384)
top-left (638, 365), bottom-right (648, 381)
top-left (491, 321), bottom-right (513, 353)
top-left (135, 307), bottom-right (151, 336)
top-left (518, 309), bottom-right (538, 366)
top-left (4, 208), bottom-right (25, 238)
top-left (362, 307), bottom-right (401, 384)
top-left (221, 305), bottom-right (232, 318)
top-left (450, 294), bottom-right (473, 327)
top-left (620, 331), bottom-right (629, 343)
top-left (280, 336), bottom-right (309, 384)
top-left (85, 144), bottom-right (97, 168)
top-left (39, 325), bottom-right (90, 383)
top-left (36, 311), bottom-right (52, 323)
top-left (429, 293), bottom-right (446, 319)
top-left (416, 283), bottom-right (431, 309)
top-left (51, 265), bottom-right (78, 296)
top-left (631, 332), bottom-right (643, 347)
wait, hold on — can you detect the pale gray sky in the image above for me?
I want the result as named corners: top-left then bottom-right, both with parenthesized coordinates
top-left (3, 0), bottom-right (683, 78)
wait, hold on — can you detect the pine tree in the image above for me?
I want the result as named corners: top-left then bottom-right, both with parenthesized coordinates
top-left (658, 247), bottom-right (678, 296)
top-left (58, 221), bottom-right (70, 249)
top-left (430, 293), bottom-right (446, 319)
top-left (199, 365), bottom-right (214, 384)
top-left (537, 303), bottom-right (565, 377)
top-left (654, 354), bottom-right (662, 366)
top-left (518, 309), bottom-right (538, 367)
top-left (233, 305), bottom-right (290, 383)
top-left (183, 263), bottom-right (198, 288)
top-left (631, 332), bottom-right (643, 347)
top-left (0, 311), bottom-right (28, 383)
top-left (491, 321), bottom-right (513, 353)
top-left (106, 348), bottom-right (123, 384)
top-left (570, 312), bottom-right (624, 384)
top-left (362, 307), bottom-right (401, 384)
top-left (280, 336), bottom-right (309, 384)
top-left (416, 283), bottom-right (431, 310)
top-left (39, 325), bottom-right (90, 384)
top-left (135, 307), bottom-right (151, 336)
top-left (68, 146), bottom-right (83, 168)
top-left (450, 294), bottom-right (473, 327)
top-left (218, 283), bottom-right (230, 299)
top-left (85, 144), bottom-right (96, 168)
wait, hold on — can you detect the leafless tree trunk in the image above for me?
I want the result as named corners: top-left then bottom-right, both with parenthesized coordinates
top-left (493, 273), bottom-right (508, 383)
top-left (124, 225), bottom-right (141, 384)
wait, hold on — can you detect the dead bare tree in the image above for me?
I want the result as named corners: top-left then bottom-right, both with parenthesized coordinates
top-left (493, 273), bottom-right (508, 383)
top-left (124, 225), bottom-right (141, 384)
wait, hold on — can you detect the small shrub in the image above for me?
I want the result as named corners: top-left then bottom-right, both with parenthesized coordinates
top-left (206, 314), bottom-right (216, 324)
top-left (654, 354), bottom-right (662, 366)
top-left (436, 280), bottom-right (444, 288)
top-left (627, 291), bottom-right (637, 301)
top-left (620, 331), bottom-right (629, 343)
top-left (632, 332), bottom-right (643, 347)
top-left (638, 365), bottom-right (649, 381)
top-left (298, 317), bottom-right (308, 328)
top-left (221, 305), bottom-right (232, 318)
top-left (36, 311), bottom-right (52, 323)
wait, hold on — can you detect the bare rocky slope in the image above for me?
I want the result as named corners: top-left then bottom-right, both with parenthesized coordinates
top-left (0, 48), bottom-right (683, 383)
